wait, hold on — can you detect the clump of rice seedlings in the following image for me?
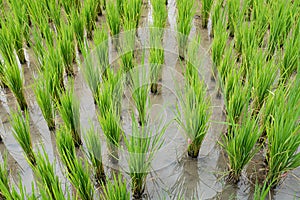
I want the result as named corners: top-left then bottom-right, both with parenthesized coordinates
top-left (226, 78), bottom-right (250, 128)
top-left (253, 181), bottom-right (271, 200)
top-left (220, 115), bottom-right (261, 183)
top-left (280, 21), bottom-right (300, 83)
top-left (0, 154), bottom-right (10, 199)
top-left (210, 0), bottom-right (224, 37)
top-left (31, 28), bottom-right (46, 67)
top-left (96, 69), bottom-right (123, 162)
top-left (267, 1), bottom-right (291, 60)
top-left (176, 65), bottom-right (211, 158)
top-left (44, 47), bottom-right (65, 101)
top-left (10, 109), bottom-right (36, 166)
top-left (60, 0), bottom-right (81, 16)
top-left (119, 30), bottom-right (135, 74)
top-left (84, 125), bottom-right (105, 183)
top-left (34, 148), bottom-right (65, 199)
top-left (0, 22), bottom-right (16, 66)
top-left (58, 23), bottom-right (76, 77)
top-left (176, 0), bottom-right (195, 59)
top-left (250, 51), bottom-right (276, 115)
top-left (130, 66), bottom-right (150, 126)
top-left (149, 28), bottom-right (164, 94)
top-left (7, 14), bottom-right (26, 65)
top-left (265, 81), bottom-right (300, 188)
top-left (81, 47), bottom-right (102, 103)
top-left (56, 127), bottom-right (94, 200)
top-left (47, 0), bottom-right (61, 30)
top-left (94, 25), bottom-right (109, 79)
top-left (70, 8), bottom-right (84, 51)
top-left (149, 48), bottom-right (164, 94)
top-left (34, 75), bottom-right (56, 131)
top-left (8, 0), bottom-right (31, 47)
top-left (57, 86), bottom-right (82, 147)
top-left (226, 0), bottom-right (241, 37)
top-left (216, 44), bottom-right (235, 99)
top-left (211, 19), bottom-right (228, 81)
top-left (125, 115), bottom-right (166, 198)
top-left (201, 0), bottom-right (213, 28)
top-left (101, 174), bottom-right (130, 200)
top-left (123, 0), bottom-right (143, 29)
top-left (4, 62), bottom-right (28, 111)
top-left (83, 0), bottom-right (97, 39)
top-left (151, 0), bottom-right (167, 31)
top-left (106, 0), bottom-right (121, 47)
top-left (252, 0), bottom-right (268, 47)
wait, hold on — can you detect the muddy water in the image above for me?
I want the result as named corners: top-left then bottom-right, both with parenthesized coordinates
top-left (0, 0), bottom-right (299, 199)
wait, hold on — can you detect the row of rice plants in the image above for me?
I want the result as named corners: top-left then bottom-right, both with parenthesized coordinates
top-left (210, 0), bottom-right (300, 192)
top-left (149, 0), bottom-right (167, 94)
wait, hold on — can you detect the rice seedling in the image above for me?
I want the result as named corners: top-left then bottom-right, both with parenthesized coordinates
top-left (149, 48), bottom-right (164, 95)
top-left (220, 115), bottom-right (261, 183)
top-left (210, 0), bottom-right (224, 37)
top-left (94, 25), bottom-right (109, 79)
top-left (70, 9), bottom-right (84, 51)
top-left (119, 30), bottom-right (135, 74)
top-left (60, 0), bottom-right (81, 16)
top-left (44, 47), bottom-right (65, 101)
top-left (57, 86), bottom-right (82, 147)
top-left (81, 47), bottom-right (102, 103)
top-left (280, 21), bottom-right (300, 83)
top-left (34, 148), bottom-right (66, 199)
top-left (10, 109), bottom-right (36, 166)
top-left (83, 0), bottom-right (96, 39)
top-left (130, 66), bottom-right (150, 126)
top-left (224, 69), bottom-right (250, 126)
top-left (123, 0), bottom-right (143, 29)
top-left (4, 62), bottom-right (28, 111)
top-left (56, 127), bottom-right (94, 200)
top-left (176, 65), bottom-right (211, 158)
top-left (216, 44), bottom-right (235, 99)
top-left (253, 181), bottom-right (271, 200)
top-left (34, 74), bottom-right (56, 131)
top-left (226, 0), bottom-right (241, 37)
top-left (201, 0), bottom-right (213, 28)
top-left (151, 0), bottom-right (167, 31)
top-left (8, 0), bottom-right (31, 47)
top-left (0, 22), bottom-right (16, 66)
top-left (251, 0), bottom-right (268, 47)
top-left (106, 0), bottom-right (121, 37)
top-left (84, 125), bottom-right (105, 183)
top-left (265, 80), bottom-right (300, 188)
top-left (267, 1), bottom-right (291, 60)
top-left (176, 0), bottom-right (195, 59)
top-left (124, 115), bottom-right (166, 198)
top-left (250, 51), bottom-right (277, 115)
top-left (46, 0), bottom-right (61, 30)
top-left (24, 0), bottom-right (46, 33)
top-left (211, 19), bottom-right (228, 81)
top-left (58, 23), bottom-right (76, 77)
top-left (101, 174), bottom-right (130, 200)
top-left (0, 153), bottom-right (10, 199)
top-left (117, 0), bottom-right (124, 17)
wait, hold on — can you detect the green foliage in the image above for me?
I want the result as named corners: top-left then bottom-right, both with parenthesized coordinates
top-left (221, 116), bottom-right (261, 183)
top-left (106, 0), bottom-right (121, 36)
top-left (4, 62), bottom-right (28, 111)
top-left (34, 74), bottom-right (56, 131)
top-left (10, 109), bottom-right (36, 165)
top-left (176, 0), bottom-right (195, 59)
top-left (84, 125), bottom-right (105, 183)
top-left (57, 86), bottom-right (82, 147)
top-left (176, 65), bottom-right (211, 158)
top-left (125, 115), bottom-right (166, 198)
top-left (201, 0), bottom-right (213, 28)
top-left (101, 174), bottom-right (130, 200)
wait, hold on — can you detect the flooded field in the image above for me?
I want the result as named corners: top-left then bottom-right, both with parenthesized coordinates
top-left (0, 0), bottom-right (299, 199)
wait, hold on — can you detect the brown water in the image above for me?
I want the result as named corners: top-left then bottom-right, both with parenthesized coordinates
top-left (0, 0), bottom-right (299, 199)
